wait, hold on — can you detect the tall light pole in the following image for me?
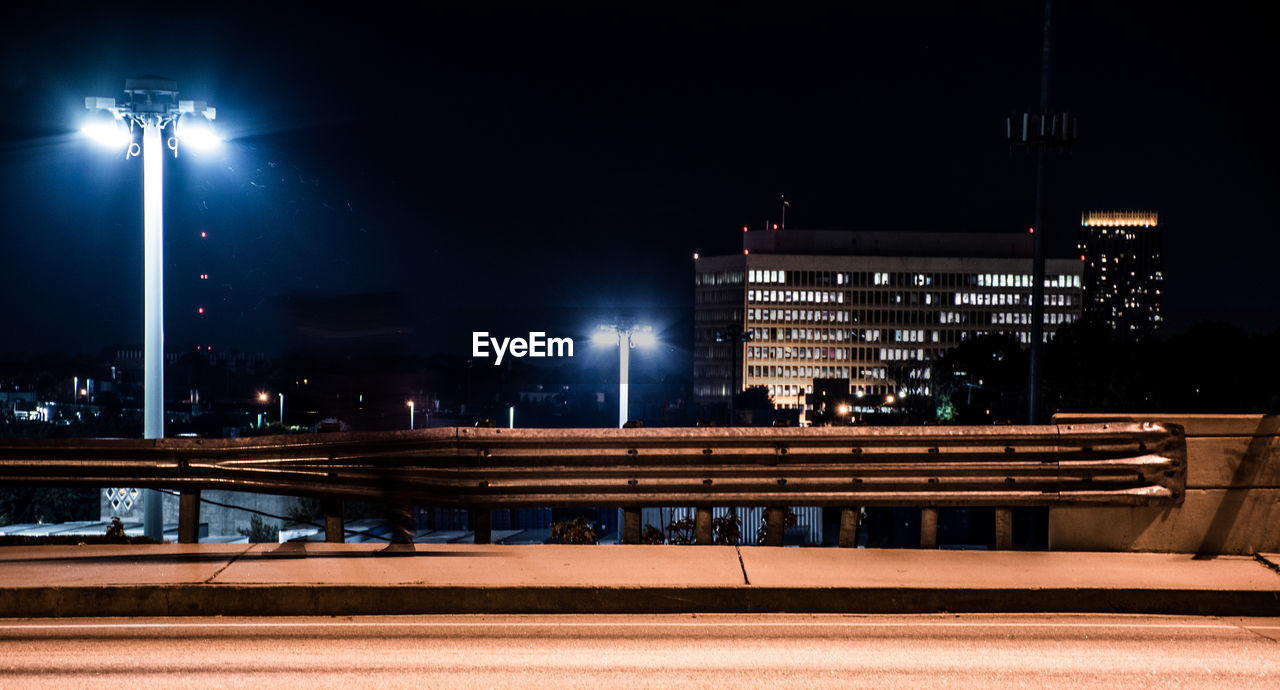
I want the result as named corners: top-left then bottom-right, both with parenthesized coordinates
top-left (1007, 0), bottom-right (1075, 424)
top-left (279, 393), bottom-right (285, 428)
top-left (715, 323), bottom-right (753, 427)
top-left (83, 78), bottom-right (220, 541)
top-left (592, 324), bottom-right (656, 428)
top-left (407, 400), bottom-right (415, 430)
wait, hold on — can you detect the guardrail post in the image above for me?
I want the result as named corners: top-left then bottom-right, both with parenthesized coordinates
top-left (920, 508), bottom-right (938, 549)
top-left (838, 507), bottom-right (860, 548)
top-left (472, 509), bottom-right (492, 544)
top-left (178, 490), bottom-right (200, 543)
top-left (764, 506), bottom-right (785, 547)
top-left (321, 498), bottom-right (344, 543)
top-left (623, 508), bottom-right (641, 544)
top-left (694, 507), bottom-right (713, 545)
top-left (994, 507), bottom-right (1013, 550)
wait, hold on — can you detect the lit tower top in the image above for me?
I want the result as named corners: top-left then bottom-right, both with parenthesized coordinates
top-left (1081, 211), bottom-right (1158, 228)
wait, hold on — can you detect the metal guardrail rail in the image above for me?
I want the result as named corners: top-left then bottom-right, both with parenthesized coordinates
top-left (0, 422), bottom-right (1185, 508)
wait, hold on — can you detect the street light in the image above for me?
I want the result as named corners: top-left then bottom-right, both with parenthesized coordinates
top-left (592, 324), bottom-right (656, 428)
top-left (715, 323), bottom-right (753, 426)
top-left (256, 392), bottom-right (269, 428)
top-left (407, 400), bottom-right (415, 430)
top-left (278, 393), bottom-right (285, 428)
top-left (82, 78), bottom-right (219, 541)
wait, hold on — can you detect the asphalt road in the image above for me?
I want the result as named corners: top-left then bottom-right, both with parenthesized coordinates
top-left (2, 614), bottom-right (1278, 688)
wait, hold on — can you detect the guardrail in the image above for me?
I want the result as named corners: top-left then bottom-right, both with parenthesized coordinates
top-left (0, 422), bottom-right (1185, 547)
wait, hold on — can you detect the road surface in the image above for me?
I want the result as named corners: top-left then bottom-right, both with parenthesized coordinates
top-left (2, 614), bottom-right (1278, 688)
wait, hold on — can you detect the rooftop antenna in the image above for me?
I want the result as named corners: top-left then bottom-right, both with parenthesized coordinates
top-left (780, 195), bottom-right (789, 229)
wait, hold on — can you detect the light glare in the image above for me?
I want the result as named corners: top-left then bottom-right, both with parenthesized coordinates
top-left (81, 118), bottom-right (131, 148)
top-left (631, 327), bottom-right (656, 348)
top-left (591, 326), bottom-right (618, 347)
top-left (176, 114), bottom-right (222, 150)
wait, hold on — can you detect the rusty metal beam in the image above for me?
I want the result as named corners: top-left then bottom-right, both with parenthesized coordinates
top-left (0, 423), bottom-right (1186, 509)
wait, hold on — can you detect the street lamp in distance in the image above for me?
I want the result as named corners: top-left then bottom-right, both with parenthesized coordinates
top-left (592, 324), bottom-right (656, 428)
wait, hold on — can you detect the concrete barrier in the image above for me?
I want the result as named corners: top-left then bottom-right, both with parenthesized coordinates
top-left (1050, 414), bottom-right (1280, 555)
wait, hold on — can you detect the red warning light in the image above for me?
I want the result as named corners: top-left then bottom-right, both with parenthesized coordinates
top-left (742, 225), bottom-right (748, 233)
top-left (200, 231), bottom-right (207, 238)
top-left (1079, 254), bottom-right (1086, 261)
top-left (743, 249), bottom-right (749, 255)
top-left (199, 274), bottom-right (208, 280)
top-left (1028, 227), bottom-right (1034, 234)
top-left (197, 307), bottom-right (205, 314)
top-left (772, 223), bottom-right (778, 230)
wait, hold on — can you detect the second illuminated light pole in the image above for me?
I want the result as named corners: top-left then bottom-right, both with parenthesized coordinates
top-left (592, 325), bottom-right (655, 428)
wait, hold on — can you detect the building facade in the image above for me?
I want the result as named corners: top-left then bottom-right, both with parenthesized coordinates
top-left (1077, 210), bottom-right (1163, 338)
top-left (694, 229), bottom-right (1083, 422)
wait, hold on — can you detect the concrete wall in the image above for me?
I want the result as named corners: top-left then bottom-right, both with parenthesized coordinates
top-left (101, 488), bottom-right (291, 539)
top-left (1050, 414), bottom-right (1280, 555)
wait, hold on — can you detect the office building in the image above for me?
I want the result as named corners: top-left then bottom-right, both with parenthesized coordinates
top-left (693, 228), bottom-right (1083, 422)
top-left (1077, 210), bottom-right (1164, 338)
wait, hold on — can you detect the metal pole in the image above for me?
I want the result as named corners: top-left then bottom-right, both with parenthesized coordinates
top-left (1028, 0), bottom-right (1052, 425)
top-left (279, 393), bottom-right (284, 427)
top-left (142, 117), bottom-right (164, 542)
top-left (618, 334), bottom-right (629, 428)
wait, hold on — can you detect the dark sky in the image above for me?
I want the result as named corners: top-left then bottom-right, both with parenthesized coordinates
top-left (1, 2), bottom-right (1276, 359)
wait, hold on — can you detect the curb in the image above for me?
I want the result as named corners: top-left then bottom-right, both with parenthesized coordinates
top-left (3, 585), bottom-right (1278, 618)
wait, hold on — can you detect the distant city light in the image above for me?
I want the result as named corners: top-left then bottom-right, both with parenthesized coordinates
top-left (837, 404), bottom-right (850, 415)
top-left (197, 307), bottom-right (204, 314)
top-left (742, 225), bottom-right (748, 232)
top-left (772, 223), bottom-right (778, 230)
top-left (744, 249), bottom-right (749, 255)
top-left (692, 252), bottom-right (699, 260)
top-left (1028, 226), bottom-right (1035, 234)
top-left (200, 231), bottom-right (207, 238)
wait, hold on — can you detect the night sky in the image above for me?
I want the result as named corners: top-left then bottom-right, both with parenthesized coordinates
top-left (1, 2), bottom-right (1276, 360)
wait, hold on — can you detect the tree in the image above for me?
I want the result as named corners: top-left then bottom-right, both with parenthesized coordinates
top-left (237, 514), bottom-right (280, 543)
top-left (932, 334), bottom-right (1026, 423)
top-left (733, 386), bottom-right (774, 426)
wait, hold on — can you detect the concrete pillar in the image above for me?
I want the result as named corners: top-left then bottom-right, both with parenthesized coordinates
top-left (920, 508), bottom-right (938, 549)
top-left (321, 498), bottom-right (344, 543)
top-left (995, 507), bottom-right (1013, 550)
top-left (694, 507), bottom-right (713, 545)
top-left (622, 508), bottom-right (641, 544)
top-left (178, 490), bottom-right (200, 544)
top-left (838, 507), bottom-right (860, 548)
top-left (764, 506), bottom-right (785, 547)
top-left (472, 508), bottom-right (492, 545)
